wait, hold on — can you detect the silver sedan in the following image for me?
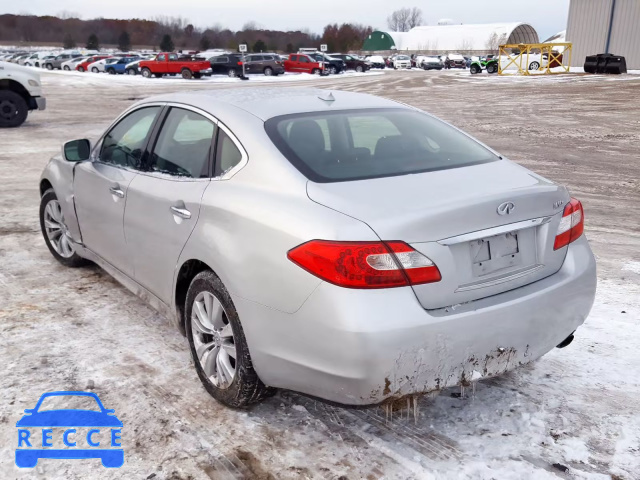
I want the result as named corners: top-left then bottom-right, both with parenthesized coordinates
top-left (39, 88), bottom-right (597, 407)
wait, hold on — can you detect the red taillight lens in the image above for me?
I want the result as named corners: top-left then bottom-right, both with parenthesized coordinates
top-left (554, 198), bottom-right (584, 250)
top-left (287, 240), bottom-right (441, 289)
top-left (237, 61), bottom-right (243, 65)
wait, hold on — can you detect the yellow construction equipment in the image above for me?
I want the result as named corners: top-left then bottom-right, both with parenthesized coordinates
top-left (498, 42), bottom-right (572, 76)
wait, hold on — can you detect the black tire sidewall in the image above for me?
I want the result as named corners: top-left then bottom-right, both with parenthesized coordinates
top-left (142, 68), bottom-right (152, 78)
top-left (39, 189), bottom-right (87, 268)
top-left (0, 90), bottom-right (29, 128)
top-left (185, 271), bottom-right (271, 408)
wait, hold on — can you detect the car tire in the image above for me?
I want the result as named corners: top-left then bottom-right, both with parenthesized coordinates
top-left (181, 68), bottom-right (193, 79)
top-left (487, 63), bottom-right (498, 74)
top-left (529, 61), bottom-right (540, 71)
top-left (311, 68), bottom-right (321, 75)
top-left (63, 66), bottom-right (70, 71)
top-left (263, 67), bottom-right (273, 76)
top-left (78, 66), bottom-right (85, 72)
top-left (107, 68), bottom-right (115, 75)
top-left (355, 65), bottom-right (363, 73)
top-left (46, 63), bottom-right (53, 70)
top-left (228, 69), bottom-right (238, 78)
top-left (470, 64), bottom-right (481, 74)
top-left (126, 68), bottom-right (136, 75)
top-left (328, 66), bottom-right (337, 74)
top-left (185, 270), bottom-right (275, 408)
top-left (141, 67), bottom-right (152, 78)
top-left (39, 189), bottom-right (89, 268)
top-left (91, 67), bottom-right (99, 73)
top-left (0, 90), bottom-right (29, 128)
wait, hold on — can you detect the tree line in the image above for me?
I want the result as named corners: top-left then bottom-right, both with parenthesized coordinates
top-left (0, 14), bottom-right (373, 53)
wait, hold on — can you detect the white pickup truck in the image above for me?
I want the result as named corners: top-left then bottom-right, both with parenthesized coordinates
top-left (0, 61), bottom-right (46, 127)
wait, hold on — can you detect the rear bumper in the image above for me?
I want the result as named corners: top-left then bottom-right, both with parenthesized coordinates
top-left (236, 236), bottom-right (596, 405)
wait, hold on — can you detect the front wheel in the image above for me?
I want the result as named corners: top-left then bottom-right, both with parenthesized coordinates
top-left (0, 90), bottom-right (28, 128)
top-left (470, 64), bottom-right (481, 74)
top-left (91, 67), bottom-right (99, 73)
top-left (107, 69), bottom-right (115, 75)
top-left (63, 66), bottom-right (70, 71)
top-left (529, 61), bottom-right (540, 71)
top-left (181, 68), bottom-right (193, 79)
top-left (126, 68), bottom-right (136, 75)
top-left (185, 271), bottom-right (274, 408)
top-left (355, 65), bottom-right (364, 73)
top-left (46, 64), bottom-right (53, 70)
top-left (39, 190), bottom-right (88, 268)
top-left (329, 66), bottom-right (337, 74)
top-left (311, 68), bottom-right (321, 75)
top-left (228, 69), bottom-right (238, 78)
top-left (78, 66), bottom-right (85, 72)
top-left (141, 67), bottom-right (152, 78)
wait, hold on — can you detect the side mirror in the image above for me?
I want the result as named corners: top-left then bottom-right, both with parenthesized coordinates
top-left (63, 139), bottom-right (91, 162)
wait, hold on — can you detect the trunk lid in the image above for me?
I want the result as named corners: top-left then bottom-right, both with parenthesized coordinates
top-left (307, 160), bottom-right (570, 309)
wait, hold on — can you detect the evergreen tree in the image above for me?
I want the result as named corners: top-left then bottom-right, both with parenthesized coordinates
top-left (63, 33), bottom-right (76, 49)
top-left (199, 35), bottom-right (211, 51)
top-left (86, 33), bottom-right (99, 50)
top-left (118, 31), bottom-right (131, 51)
top-left (159, 34), bottom-right (174, 52)
top-left (252, 39), bottom-right (266, 52)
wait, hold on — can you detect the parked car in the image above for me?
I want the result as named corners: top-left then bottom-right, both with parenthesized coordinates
top-left (0, 62), bottom-right (46, 127)
top-left (242, 54), bottom-right (285, 76)
top-left (87, 57), bottom-right (120, 73)
top-left (76, 55), bottom-right (110, 72)
top-left (365, 55), bottom-right (386, 69)
top-left (208, 54), bottom-right (245, 77)
top-left (330, 54), bottom-right (371, 72)
top-left (139, 52), bottom-right (210, 79)
top-left (420, 56), bottom-right (444, 70)
top-left (284, 54), bottom-right (324, 75)
top-left (39, 88), bottom-right (597, 409)
top-left (306, 53), bottom-right (345, 74)
top-left (44, 53), bottom-right (83, 70)
top-left (124, 59), bottom-right (142, 75)
top-left (443, 53), bottom-right (466, 69)
top-left (392, 54), bottom-right (412, 69)
top-left (105, 56), bottom-right (142, 75)
top-left (61, 57), bottom-right (87, 71)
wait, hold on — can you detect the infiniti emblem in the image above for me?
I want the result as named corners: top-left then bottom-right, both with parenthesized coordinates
top-left (497, 201), bottom-right (515, 215)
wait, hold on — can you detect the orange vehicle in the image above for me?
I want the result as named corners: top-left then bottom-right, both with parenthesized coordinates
top-left (138, 52), bottom-right (210, 79)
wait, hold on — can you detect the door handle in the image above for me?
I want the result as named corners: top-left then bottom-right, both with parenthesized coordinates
top-left (170, 206), bottom-right (191, 219)
top-left (109, 186), bottom-right (125, 198)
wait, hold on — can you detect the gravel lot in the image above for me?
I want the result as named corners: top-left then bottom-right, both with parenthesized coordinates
top-left (1, 69), bottom-right (639, 480)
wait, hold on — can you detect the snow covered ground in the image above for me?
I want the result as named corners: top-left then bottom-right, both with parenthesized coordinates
top-left (0, 70), bottom-right (639, 480)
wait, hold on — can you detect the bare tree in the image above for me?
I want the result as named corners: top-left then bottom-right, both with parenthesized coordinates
top-left (457, 39), bottom-right (473, 55)
top-left (387, 7), bottom-right (423, 32)
top-left (485, 32), bottom-right (508, 52)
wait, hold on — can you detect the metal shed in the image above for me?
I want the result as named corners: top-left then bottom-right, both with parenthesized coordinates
top-left (362, 23), bottom-right (539, 53)
top-left (566, 0), bottom-right (640, 69)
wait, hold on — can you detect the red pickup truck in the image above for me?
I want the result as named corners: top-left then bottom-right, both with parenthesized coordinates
top-left (139, 52), bottom-right (210, 79)
top-left (284, 54), bottom-right (324, 75)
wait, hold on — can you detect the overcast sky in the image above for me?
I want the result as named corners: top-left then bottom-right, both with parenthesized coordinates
top-left (0, 0), bottom-right (570, 40)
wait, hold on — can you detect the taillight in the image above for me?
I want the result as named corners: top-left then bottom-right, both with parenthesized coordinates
top-left (554, 198), bottom-right (584, 250)
top-left (287, 240), bottom-right (441, 289)
top-left (237, 61), bottom-right (243, 65)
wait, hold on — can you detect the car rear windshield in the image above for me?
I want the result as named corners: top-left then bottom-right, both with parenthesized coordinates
top-left (264, 108), bottom-right (499, 183)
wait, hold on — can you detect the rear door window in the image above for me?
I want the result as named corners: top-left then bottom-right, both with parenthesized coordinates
top-left (215, 129), bottom-right (243, 176)
top-left (265, 108), bottom-right (499, 182)
top-left (149, 108), bottom-right (216, 178)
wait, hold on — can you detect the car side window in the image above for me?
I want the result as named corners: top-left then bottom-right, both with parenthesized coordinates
top-left (299, 56), bottom-right (309, 63)
top-left (149, 108), bottom-right (216, 178)
top-left (215, 129), bottom-right (243, 176)
top-left (169, 53), bottom-right (178, 61)
top-left (157, 54), bottom-right (166, 61)
top-left (100, 107), bottom-right (161, 169)
top-left (290, 55), bottom-right (298, 61)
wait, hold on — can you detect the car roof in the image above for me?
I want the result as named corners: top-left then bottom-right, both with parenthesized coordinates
top-left (138, 88), bottom-right (407, 122)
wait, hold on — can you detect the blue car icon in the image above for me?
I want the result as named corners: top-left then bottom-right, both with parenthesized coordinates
top-left (16, 391), bottom-right (123, 468)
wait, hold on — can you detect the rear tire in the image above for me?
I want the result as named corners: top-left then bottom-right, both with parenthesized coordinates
top-left (46, 63), bottom-right (53, 70)
top-left (91, 67), bottom-right (99, 73)
top-left (107, 68), bottom-right (115, 75)
top-left (185, 271), bottom-right (275, 408)
top-left (78, 66), bottom-right (85, 72)
top-left (227, 69), bottom-right (237, 78)
top-left (529, 61), bottom-right (540, 71)
top-left (63, 65), bottom-right (70, 71)
top-left (181, 68), bottom-right (193, 79)
top-left (0, 90), bottom-right (28, 128)
top-left (264, 67), bottom-right (273, 76)
top-left (141, 67), bottom-right (152, 78)
top-left (39, 189), bottom-right (89, 268)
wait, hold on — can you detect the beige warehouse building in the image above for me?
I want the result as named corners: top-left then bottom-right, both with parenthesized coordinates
top-left (566, 0), bottom-right (640, 69)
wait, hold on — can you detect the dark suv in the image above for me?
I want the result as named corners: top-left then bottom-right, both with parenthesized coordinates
top-left (243, 54), bottom-right (285, 76)
top-left (329, 54), bottom-right (371, 72)
top-left (306, 53), bottom-right (346, 74)
top-left (209, 54), bottom-right (244, 77)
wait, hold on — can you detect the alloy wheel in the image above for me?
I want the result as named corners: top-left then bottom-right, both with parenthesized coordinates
top-left (43, 199), bottom-right (75, 258)
top-left (191, 291), bottom-right (236, 389)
